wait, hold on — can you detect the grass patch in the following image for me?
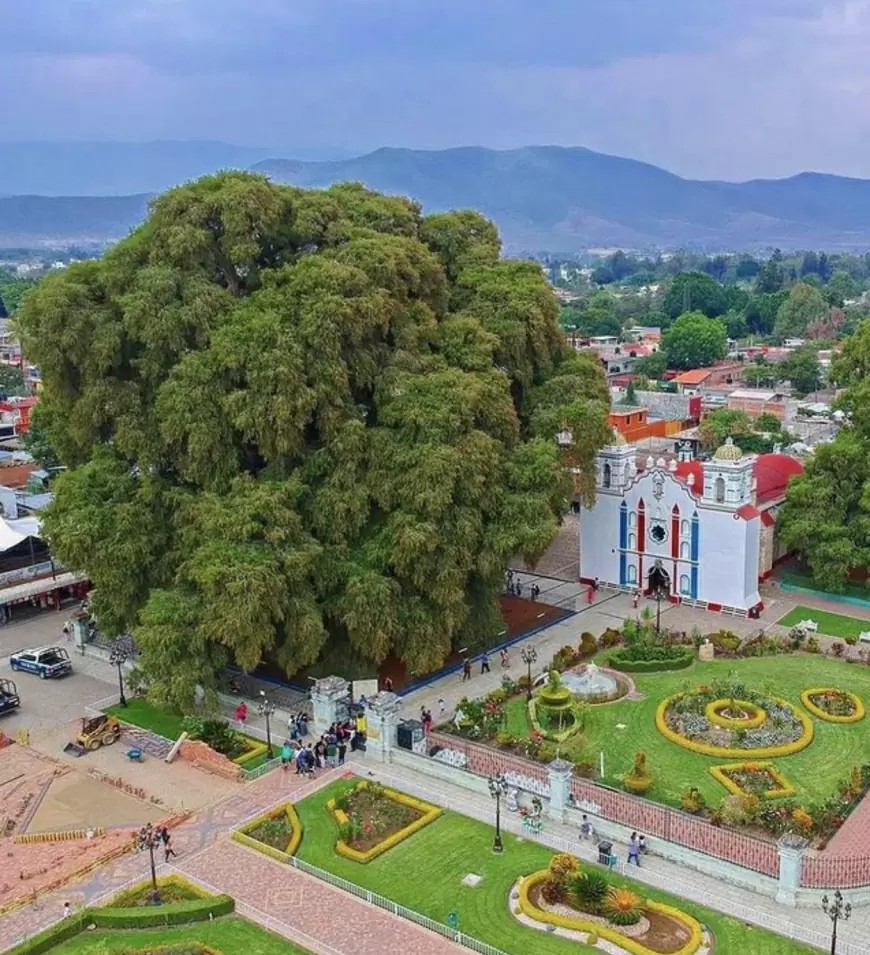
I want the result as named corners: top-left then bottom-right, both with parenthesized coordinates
top-left (49, 916), bottom-right (310, 954)
top-left (295, 778), bottom-right (815, 955)
top-left (105, 698), bottom-right (186, 740)
top-left (776, 606), bottom-right (870, 641)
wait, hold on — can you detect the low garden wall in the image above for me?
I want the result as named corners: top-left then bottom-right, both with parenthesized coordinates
top-left (177, 739), bottom-right (242, 781)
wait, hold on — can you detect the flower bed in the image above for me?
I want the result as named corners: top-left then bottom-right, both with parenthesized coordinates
top-left (801, 688), bottom-right (865, 724)
top-left (233, 803), bottom-right (302, 862)
top-left (327, 781), bottom-right (441, 863)
top-left (704, 699), bottom-right (766, 730)
top-left (106, 876), bottom-right (210, 908)
top-left (709, 762), bottom-right (796, 799)
top-left (656, 685), bottom-right (813, 758)
top-left (517, 867), bottom-right (704, 955)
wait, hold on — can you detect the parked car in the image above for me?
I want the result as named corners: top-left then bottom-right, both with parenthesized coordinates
top-left (10, 646), bottom-right (73, 679)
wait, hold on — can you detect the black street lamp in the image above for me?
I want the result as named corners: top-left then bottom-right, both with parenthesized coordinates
top-left (109, 642), bottom-right (128, 708)
top-left (137, 823), bottom-right (162, 903)
top-left (257, 690), bottom-right (276, 758)
top-left (487, 773), bottom-right (508, 853)
top-left (520, 645), bottom-right (537, 701)
top-left (822, 890), bottom-right (851, 955)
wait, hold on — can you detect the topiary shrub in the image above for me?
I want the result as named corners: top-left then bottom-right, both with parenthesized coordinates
top-left (540, 878), bottom-right (565, 904)
top-left (579, 633), bottom-right (598, 658)
top-left (569, 869), bottom-right (609, 913)
top-left (624, 750), bottom-right (653, 794)
top-left (548, 852), bottom-right (580, 885)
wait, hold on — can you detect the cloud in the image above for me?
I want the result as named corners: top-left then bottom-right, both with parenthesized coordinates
top-left (0, 0), bottom-right (869, 179)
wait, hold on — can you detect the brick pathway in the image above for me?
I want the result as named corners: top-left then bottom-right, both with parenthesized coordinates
top-left (177, 841), bottom-right (463, 955)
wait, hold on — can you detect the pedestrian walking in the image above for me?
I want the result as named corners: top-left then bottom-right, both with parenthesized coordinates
top-left (63, 902), bottom-right (71, 919)
top-left (338, 740), bottom-right (347, 765)
top-left (161, 827), bottom-right (177, 861)
top-left (516, 581), bottom-right (523, 597)
top-left (438, 697), bottom-right (446, 717)
top-left (587, 586), bottom-right (594, 604)
top-left (593, 577), bottom-right (600, 594)
top-left (500, 648), bottom-right (511, 669)
top-left (383, 676), bottom-right (394, 692)
top-left (639, 834), bottom-right (647, 856)
top-left (480, 651), bottom-right (490, 674)
top-left (627, 832), bottom-right (641, 866)
top-left (462, 658), bottom-right (472, 681)
top-left (234, 701), bottom-right (248, 727)
top-left (281, 740), bottom-right (293, 770)
top-left (632, 589), bottom-right (640, 609)
top-left (579, 814), bottom-right (593, 841)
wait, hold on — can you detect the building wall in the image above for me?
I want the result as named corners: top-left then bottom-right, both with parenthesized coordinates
top-left (581, 460), bottom-right (761, 610)
top-left (728, 397), bottom-right (787, 421)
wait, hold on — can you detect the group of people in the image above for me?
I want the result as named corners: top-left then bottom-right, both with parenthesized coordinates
top-left (579, 814), bottom-right (647, 866)
top-left (504, 570), bottom-right (542, 601)
top-left (282, 717), bottom-right (365, 774)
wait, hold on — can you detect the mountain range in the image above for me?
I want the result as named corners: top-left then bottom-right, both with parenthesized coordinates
top-left (4, 143), bottom-right (870, 253)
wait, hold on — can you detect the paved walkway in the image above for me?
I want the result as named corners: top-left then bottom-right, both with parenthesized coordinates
top-left (176, 842), bottom-right (463, 955)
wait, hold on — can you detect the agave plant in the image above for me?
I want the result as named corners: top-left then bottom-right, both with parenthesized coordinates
top-left (603, 886), bottom-right (645, 926)
top-left (568, 869), bottom-right (609, 913)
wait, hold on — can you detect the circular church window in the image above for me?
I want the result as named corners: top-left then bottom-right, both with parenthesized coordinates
top-left (649, 522), bottom-right (667, 544)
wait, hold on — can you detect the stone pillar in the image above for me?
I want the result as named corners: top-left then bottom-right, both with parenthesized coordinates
top-left (310, 676), bottom-right (349, 737)
top-left (776, 834), bottom-right (807, 906)
top-left (547, 758), bottom-right (574, 823)
top-left (364, 691), bottom-right (401, 762)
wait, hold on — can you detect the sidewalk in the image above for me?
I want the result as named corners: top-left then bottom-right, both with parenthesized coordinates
top-left (359, 754), bottom-right (869, 955)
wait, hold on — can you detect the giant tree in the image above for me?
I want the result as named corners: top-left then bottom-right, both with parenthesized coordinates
top-left (19, 174), bottom-right (609, 707)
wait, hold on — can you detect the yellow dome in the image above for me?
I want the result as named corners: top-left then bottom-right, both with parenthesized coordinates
top-left (713, 437), bottom-right (743, 461)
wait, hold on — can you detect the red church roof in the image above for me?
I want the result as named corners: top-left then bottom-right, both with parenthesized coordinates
top-left (671, 453), bottom-right (803, 503)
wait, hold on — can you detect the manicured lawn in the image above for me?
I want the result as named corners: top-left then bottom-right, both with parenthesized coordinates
top-left (294, 778), bottom-right (814, 955)
top-left (776, 606), bottom-right (870, 641)
top-left (579, 652), bottom-right (870, 809)
top-left (52, 916), bottom-right (309, 954)
top-left (105, 698), bottom-right (186, 740)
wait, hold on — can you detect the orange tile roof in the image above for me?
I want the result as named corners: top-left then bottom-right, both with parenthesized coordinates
top-left (671, 369), bottom-right (713, 385)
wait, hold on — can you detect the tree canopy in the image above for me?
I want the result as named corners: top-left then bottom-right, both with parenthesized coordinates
top-left (661, 311), bottom-right (727, 370)
top-left (661, 272), bottom-right (726, 321)
top-left (774, 282), bottom-right (828, 340)
top-left (19, 173), bottom-right (610, 708)
top-left (780, 320), bottom-right (870, 591)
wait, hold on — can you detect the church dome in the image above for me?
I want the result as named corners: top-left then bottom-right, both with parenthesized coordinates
top-left (713, 437), bottom-right (743, 461)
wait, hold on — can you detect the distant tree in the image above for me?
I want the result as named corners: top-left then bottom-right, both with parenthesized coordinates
top-left (800, 252), bottom-right (820, 278)
top-left (702, 256), bottom-right (729, 282)
top-left (625, 381), bottom-right (638, 404)
top-left (632, 351), bottom-right (668, 379)
top-left (774, 283), bottom-right (828, 340)
top-left (699, 408), bottom-right (753, 449)
top-left (779, 345), bottom-right (823, 396)
top-left (735, 258), bottom-right (761, 281)
top-left (0, 271), bottom-right (34, 314)
top-left (755, 412), bottom-right (784, 434)
top-left (806, 307), bottom-right (846, 342)
top-left (742, 364), bottom-right (778, 388)
top-left (0, 365), bottom-right (27, 398)
top-left (824, 270), bottom-right (858, 307)
top-left (662, 272), bottom-right (726, 320)
top-left (743, 291), bottom-right (786, 336)
top-left (661, 312), bottom-right (727, 370)
top-left (754, 259), bottom-right (784, 294)
top-left (722, 310), bottom-right (748, 340)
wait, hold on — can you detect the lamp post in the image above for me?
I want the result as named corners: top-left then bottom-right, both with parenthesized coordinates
top-left (137, 823), bottom-right (162, 903)
top-left (821, 890), bottom-right (851, 955)
top-left (520, 645), bottom-right (537, 701)
top-left (488, 772), bottom-right (508, 853)
top-left (257, 690), bottom-right (276, 758)
top-left (109, 642), bottom-right (128, 708)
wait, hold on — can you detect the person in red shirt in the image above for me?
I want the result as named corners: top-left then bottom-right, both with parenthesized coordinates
top-left (234, 702), bottom-right (248, 726)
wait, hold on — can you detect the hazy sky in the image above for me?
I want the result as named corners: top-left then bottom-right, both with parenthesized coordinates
top-left (4, 0), bottom-right (870, 180)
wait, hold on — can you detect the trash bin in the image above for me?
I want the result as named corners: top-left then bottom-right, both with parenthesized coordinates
top-left (597, 840), bottom-right (614, 866)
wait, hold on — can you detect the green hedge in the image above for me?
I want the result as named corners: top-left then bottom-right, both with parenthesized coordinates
top-left (607, 649), bottom-right (695, 672)
top-left (6, 895), bottom-right (235, 954)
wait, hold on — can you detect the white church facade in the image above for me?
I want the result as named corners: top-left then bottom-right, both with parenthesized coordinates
top-left (578, 438), bottom-right (803, 615)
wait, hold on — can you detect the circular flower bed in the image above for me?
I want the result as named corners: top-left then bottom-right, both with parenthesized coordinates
top-left (801, 688), bottom-right (865, 724)
top-left (656, 686), bottom-right (813, 758)
top-left (704, 699), bottom-right (766, 730)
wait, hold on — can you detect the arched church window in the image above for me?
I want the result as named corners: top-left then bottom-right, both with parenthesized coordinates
top-left (679, 574), bottom-right (691, 595)
top-left (714, 476), bottom-right (725, 504)
top-left (680, 541), bottom-right (690, 559)
top-left (628, 512), bottom-right (637, 528)
top-left (628, 533), bottom-right (637, 550)
top-left (627, 565), bottom-right (637, 584)
top-left (603, 463), bottom-right (612, 488)
top-left (681, 519), bottom-right (690, 537)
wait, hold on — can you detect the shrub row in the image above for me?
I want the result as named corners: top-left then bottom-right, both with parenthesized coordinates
top-left (607, 649), bottom-right (695, 672)
top-left (6, 892), bottom-right (234, 955)
top-left (328, 787), bottom-right (442, 864)
top-left (709, 762), bottom-right (796, 800)
top-left (232, 802), bottom-right (303, 862)
top-left (517, 870), bottom-right (704, 955)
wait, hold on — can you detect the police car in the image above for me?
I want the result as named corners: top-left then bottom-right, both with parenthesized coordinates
top-left (9, 646), bottom-right (73, 679)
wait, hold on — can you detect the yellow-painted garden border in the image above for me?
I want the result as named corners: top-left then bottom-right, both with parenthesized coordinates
top-left (801, 688), bottom-right (865, 724)
top-left (232, 738), bottom-right (269, 766)
top-left (328, 782), bottom-right (442, 863)
top-left (517, 870), bottom-right (704, 955)
top-left (709, 762), bottom-right (796, 799)
top-left (704, 699), bottom-right (766, 730)
top-left (656, 691), bottom-right (813, 758)
top-left (232, 802), bottom-right (302, 862)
